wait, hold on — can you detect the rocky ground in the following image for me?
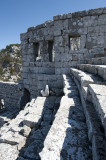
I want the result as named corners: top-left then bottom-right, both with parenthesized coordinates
top-left (0, 76), bottom-right (92, 160)
top-left (0, 44), bottom-right (22, 82)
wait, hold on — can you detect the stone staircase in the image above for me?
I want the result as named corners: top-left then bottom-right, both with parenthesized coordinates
top-left (40, 75), bottom-right (92, 160)
top-left (0, 75), bottom-right (93, 160)
top-left (0, 51), bottom-right (106, 160)
top-left (70, 51), bottom-right (106, 160)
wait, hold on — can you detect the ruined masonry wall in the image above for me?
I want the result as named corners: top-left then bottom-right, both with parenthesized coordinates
top-left (20, 7), bottom-right (106, 97)
top-left (0, 82), bottom-right (23, 111)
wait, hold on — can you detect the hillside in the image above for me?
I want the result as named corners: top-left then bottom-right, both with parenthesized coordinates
top-left (0, 44), bottom-right (22, 82)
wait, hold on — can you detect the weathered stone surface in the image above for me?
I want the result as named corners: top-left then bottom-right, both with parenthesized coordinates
top-left (78, 64), bottom-right (106, 80)
top-left (0, 143), bottom-right (19, 160)
top-left (88, 84), bottom-right (106, 135)
top-left (70, 71), bottom-right (106, 160)
top-left (0, 7), bottom-right (106, 160)
top-left (20, 7), bottom-right (106, 98)
top-left (40, 75), bottom-right (92, 160)
top-left (86, 57), bottom-right (106, 65)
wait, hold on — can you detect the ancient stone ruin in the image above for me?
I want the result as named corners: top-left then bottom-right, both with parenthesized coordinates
top-left (0, 7), bottom-right (106, 160)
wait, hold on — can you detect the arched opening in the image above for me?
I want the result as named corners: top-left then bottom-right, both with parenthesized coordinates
top-left (20, 88), bottom-right (30, 109)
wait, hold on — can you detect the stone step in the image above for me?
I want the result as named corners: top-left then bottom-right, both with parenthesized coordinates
top-left (70, 74), bottom-right (106, 160)
top-left (0, 143), bottom-right (19, 160)
top-left (88, 84), bottom-right (106, 136)
top-left (78, 64), bottom-right (106, 80)
top-left (70, 68), bottom-right (103, 99)
top-left (0, 97), bottom-right (47, 159)
top-left (86, 57), bottom-right (106, 65)
top-left (94, 51), bottom-right (106, 58)
top-left (70, 68), bottom-right (103, 87)
top-left (17, 96), bottom-right (58, 160)
top-left (40, 75), bottom-right (92, 160)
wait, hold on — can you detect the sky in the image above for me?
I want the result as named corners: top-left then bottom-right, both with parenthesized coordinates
top-left (0, 0), bottom-right (106, 50)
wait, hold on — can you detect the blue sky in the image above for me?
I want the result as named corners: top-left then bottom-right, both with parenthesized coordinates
top-left (0, 0), bottom-right (106, 49)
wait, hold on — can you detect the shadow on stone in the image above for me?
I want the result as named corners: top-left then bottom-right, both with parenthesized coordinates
top-left (17, 96), bottom-right (61, 160)
top-left (60, 96), bottom-right (92, 160)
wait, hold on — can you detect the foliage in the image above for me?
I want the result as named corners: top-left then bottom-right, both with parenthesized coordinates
top-left (0, 44), bottom-right (22, 82)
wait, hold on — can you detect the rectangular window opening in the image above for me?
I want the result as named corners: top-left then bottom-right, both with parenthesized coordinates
top-left (48, 41), bottom-right (54, 62)
top-left (69, 35), bottom-right (80, 51)
top-left (33, 42), bottom-right (40, 61)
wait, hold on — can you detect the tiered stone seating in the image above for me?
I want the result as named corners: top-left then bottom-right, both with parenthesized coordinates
top-left (78, 64), bottom-right (106, 80)
top-left (70, 52), bottom-right (106, 160)
top-left (88, 84), bottom-right (106, 136)
top-left (86, 57), bottom-right (106, 65)
top-left (40, 75), bottom-right (92, 160)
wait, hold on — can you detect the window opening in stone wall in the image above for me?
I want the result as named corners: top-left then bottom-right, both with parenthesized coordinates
top-left (69, 36), bottom-right (80, 51)
top-left (33, 42), bottom-right (40, 61)
top-left (48, 41), bottom-right (54, 62)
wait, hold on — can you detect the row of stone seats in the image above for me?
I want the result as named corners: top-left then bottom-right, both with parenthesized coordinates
top-left (0, 97), bottom-right (47, 160)
top-left (70, 51), bottom-right (106, 160)
top-left (85, 51), bottom-right (106, 65)
top-left (40, 75), bottom-right (92, 160)
top-left (86, 57), bottom-right (106, 65)
top-left (78, 51), bottom-right (106, 135)
top-left (79, 51), bottom-right (106, 80)
top-left (70, 69), bottom-right (106, 160)
top-left (78, 64), bottom-right (106, 80)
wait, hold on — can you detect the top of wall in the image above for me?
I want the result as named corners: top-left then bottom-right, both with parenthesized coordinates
top-left (27, 7), bottom-right (106, 32)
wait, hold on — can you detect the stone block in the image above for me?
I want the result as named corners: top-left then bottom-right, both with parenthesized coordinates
top-left (98, 14), bottom-right (106, 25)
top-left (83, 16), bottom-right (98, 27)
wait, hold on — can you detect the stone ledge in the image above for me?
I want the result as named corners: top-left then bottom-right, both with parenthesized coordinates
top-left (86, 57), bottom-right (106, 65)
top-left (78, 64), bottom-right (106, 80)
top-left (53, 7), bottom-right (106, 20)
top-left (70, 71), bottom-right (106, 160)
top-left (88, 84), bottom-right (106, 136)
top-left (22, 7), bottom-right (106, 33)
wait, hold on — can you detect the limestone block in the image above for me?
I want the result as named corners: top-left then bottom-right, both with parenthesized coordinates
top-left (0, 143), bottom-right (19, 160)
top-left (40, 76), bottom-right (91, 160)
top-left (44, 34), bottom-right (54, 41)
top-left (68, 17), bottom-right (83, 29)
top-left (88, 84), bottom-right (106, 135)
top-left (88, 26), bottom-right (100, 35)
top-left (0, 131), bottom-right (26, 150)
top-left (54, 30), bottom-right (61, 36)
top-left (20, 33), bottom-right (28, 41)
top-left (38, 67), bottom-right (55, 74)
top-left (99, 25), bottom-right (106, 33)
top-left (80, 35), bottom-right (86, 49)
top-left (60, 53), bottom-right (72, 62)
top-left (54, 19), bottom-right (68, 30)
top-left (23, 115), bottom-right (41, 128)
top-left (98, 14), bottom-right (106, 25)
top-left (41, 85), bottom-right (49, 97)
top-left (22, 62), bottom-right (30, 67)
top-left (55, 68), bottom-right (69, 75)
top-left (86, 36), bottom-right (98, 49)
top-left (83, 16), bottom-right (98, 27)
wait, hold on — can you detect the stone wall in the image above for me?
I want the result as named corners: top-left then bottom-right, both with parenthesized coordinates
top-left (20, 7), bottom-right (106, 97)
top-left (0, 81), bottom-right (23, 111)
